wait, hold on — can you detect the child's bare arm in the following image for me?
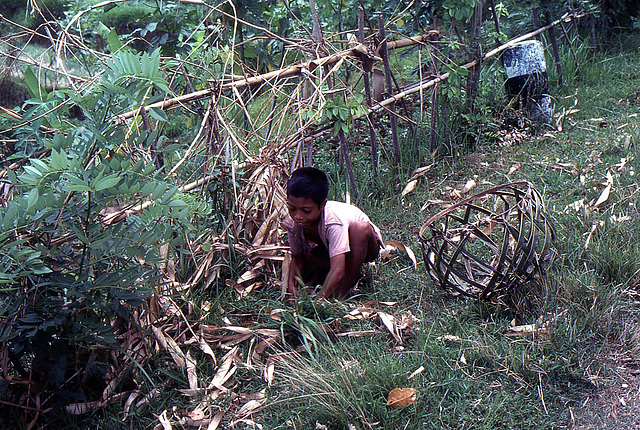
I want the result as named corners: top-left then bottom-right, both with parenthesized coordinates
top-left (317, 254), bottom-right (347, 299)
top-left (287, 254), bottom-right (303, 298)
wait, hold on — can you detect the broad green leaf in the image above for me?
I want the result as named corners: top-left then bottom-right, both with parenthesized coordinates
top-left (159, 186), bottom-right (178, 204)
top-left (2, 205), bottom-right (18, 230)
top-left (50, 149), bottom-right (61, 170)
top-left (143, 163), bottom-right (156, 175)
top-left (152, 77), bottom-right (171, 94)
top-left (22, 165), bottom-right (42, 179)
top-left (168, 200), bottom-right (187, 208)
top-left (24, 67), bottom-right (47, 100)
top-left (95, 175), bottom-right (121, 191)
top-left (109, 157), bottom-right (121, 170)
top-left (66, 184), bottom-right (92, 192)
top-left (65, 174), bottom-right (91, 192)
top-left (125, 52), bottom-right (141, 76)
top-left (148, 107), bottom-right (167, 122)
top-left (107, 29), bottom-right (123, 52)
top-left (27, 188), bottom-right (39, 210)
top-left (152, 184), bottom-right (167, 200)
top-left (32, 266), bottom-right (52, 275)
top-left (141, 52), bottom-right (151, 77)
top-left (140, 182), bottom-right (155, 196)
top-left (30, 158), bottom-right (49, 174)
top-left (6, 168), bottom-right (18, 185)
top-left (150, 49), bottom-right (160, 76)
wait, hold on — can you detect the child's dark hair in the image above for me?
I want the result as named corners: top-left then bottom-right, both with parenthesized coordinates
top-left (287, 167), bottom-right (328, 205)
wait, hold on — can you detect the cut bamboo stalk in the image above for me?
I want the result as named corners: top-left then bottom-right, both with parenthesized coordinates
top-left (359, 6), bottom-right (378, 176)
top-left (378, 13), bottom-right (400, 166)
top-left (382, 31), bottom-right (441, 51)
top-left (428, 19), bottom-right (441, 153)
top-left (465, 0), bottom-right (483, 115)
top-left (545, 12), bottom-right (563, 87)
top-left (338, 129), bottom-right (358, 201)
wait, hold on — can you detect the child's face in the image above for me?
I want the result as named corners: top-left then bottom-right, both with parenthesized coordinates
top-left (287, 195), bottom-right (325, 230)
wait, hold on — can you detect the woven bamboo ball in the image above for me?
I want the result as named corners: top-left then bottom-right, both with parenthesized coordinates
top-left (419, 181), bottom-right (556, 303)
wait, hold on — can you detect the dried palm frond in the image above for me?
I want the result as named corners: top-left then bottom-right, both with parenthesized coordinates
top-left (419, 181), bottom-right (557, 307)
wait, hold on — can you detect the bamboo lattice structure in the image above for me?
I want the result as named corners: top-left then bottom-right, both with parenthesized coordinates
top-left (419, 181), bottom-right (557, 303)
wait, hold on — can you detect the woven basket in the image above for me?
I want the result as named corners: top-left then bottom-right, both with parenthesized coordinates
top-left (419, 181), bottom-right (556, 302)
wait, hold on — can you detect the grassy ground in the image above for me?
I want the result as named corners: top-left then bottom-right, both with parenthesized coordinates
top-left (50, 32), bottom-right (640, 430)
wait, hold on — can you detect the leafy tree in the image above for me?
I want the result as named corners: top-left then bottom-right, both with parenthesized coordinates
top-left (0, 46), bottom-right (214, 415)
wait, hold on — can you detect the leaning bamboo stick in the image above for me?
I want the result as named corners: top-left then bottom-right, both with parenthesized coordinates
top-left (113, 30), bottom-right (437, 122)
top-left (114, 43), bottom-right (370, 121)
top-left (359, 6), bottom-right (378, 175)
top-left (363, 12), bottom-right (584, 118)
top-left (378, 13), bottom-right (400, 166)
top-left (382, 30), bottom-right (441, 52)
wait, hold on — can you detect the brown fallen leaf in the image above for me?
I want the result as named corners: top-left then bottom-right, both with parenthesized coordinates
top-left (123, 390), bottom-right (140, 420)
top-left (208, 346), bottom-right (239, 391)
top-left (387, 387), bottom-right (418, 408)
top-left (158, 409), bottom-right (173, 429)
top-left (401, 179), bottom-right (417, 198)
top-left (199, 335), bottom-right (217, 364)
top-left (397, 310), bottom-right (417, 331)
top-left (186, 350), bottom-right (199, 390)
top-left (403, 164), bottom-right (435, 198)
top-left (151, 326), bottom-right (186, 368)
top-left (593, 171), bottom-right (613, 208)
top-left (185, 404), bottom-right (206, 421)
top-left (269, 308), bottom-right (284, 321)
top-left (381, 240), bottom-right (417, 268)
top-left (236, 391), bottom-right (266, 418)
top-left (378, 312), bottom-right (402, 344)
top-left (345, 306), bottom-right (379, 320)
top-left (208, 411), bottom-right (224, 430)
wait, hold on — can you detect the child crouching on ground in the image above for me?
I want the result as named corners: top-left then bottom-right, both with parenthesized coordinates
top-left (283, 167), bottom-right (384, 300)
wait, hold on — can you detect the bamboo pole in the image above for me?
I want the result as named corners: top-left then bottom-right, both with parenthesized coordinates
top-left (114, 32), bottom-right (436, 121)
top-left (305, 0), bottom-right (324, 167)
top-left (359, 6), bottom-right (378, 176)
top-left (338, 128), bottom-right (358, 201)
top-left (465, 0), bottom-right (483, 115)
top-left (115, 13), bottom-right (580, 124)
top-left (382, 31), bottom-right (441, 51)
top-left (378, 13), bottom-right (400, 166)
top-left (545, 12), bottom-right (563, 87)
top-left (114, 43), bottom-right (371, 121)
top-left (363, 12), bottom-right (584, 118)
